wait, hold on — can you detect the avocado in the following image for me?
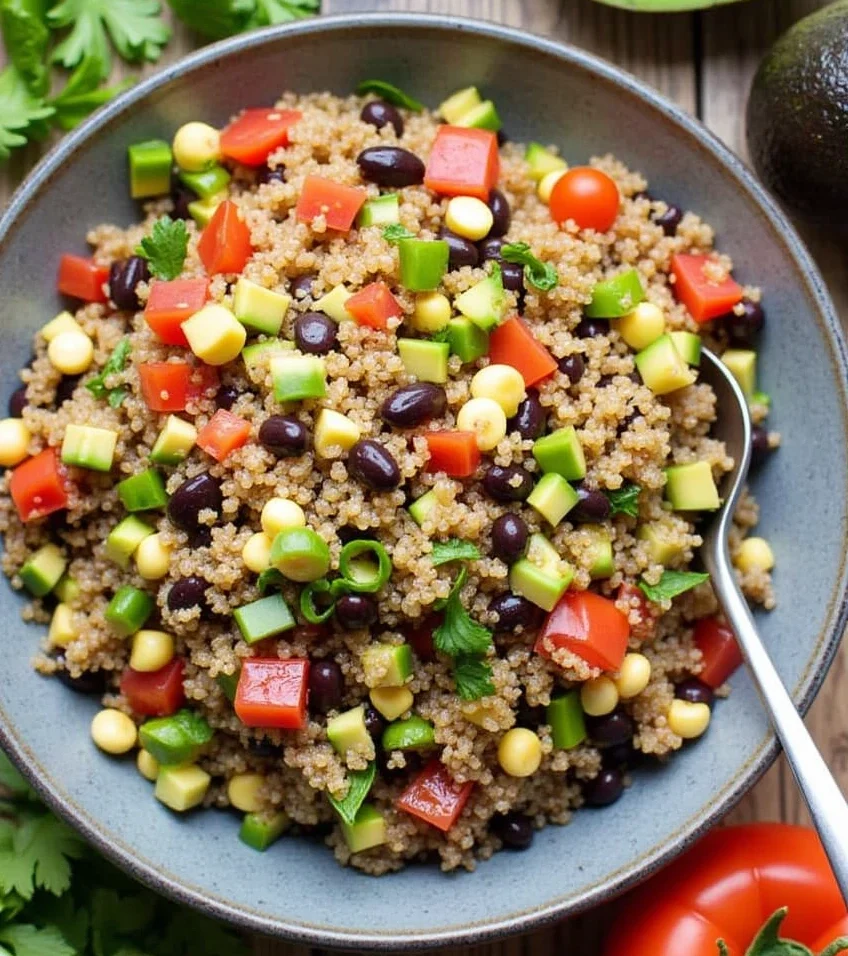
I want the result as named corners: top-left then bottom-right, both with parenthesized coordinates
top-left (583, 525), bottom-right (614, 579)
top-left (150, 415), bottom-right (198, 466)
top-left (533, 426), bottom-right (586, 481)
top-left (241, 339), bottom-right (294, 374)
top-left (409, 489), bottom-right (438, 526)
top-left (665, 461), bottom-right (721, 511)
top-left (232, 277), bottom-right (290, 335)
top-left (547, 691), bottom-right (586, 750)
top-left (585, 269), bottom-right (645, 319)
top-left (747, 0), bottom-right (848, 226)
top-left (525, 142), bottom-right (567, 182)
top-left (328, 705), bottom-right (371, 755)
top-left (48, 603), bottom-right (77, 648)
top-left (362, 643), bottom-right (413, 688)
top-left (187, 194), bottom-right (225, 227)
top-left (668, 331), bottom-right (702, 367)
top-left (271, 355), bottom-right (327, 402)
top-left (635, 334), bottom-right (696, 396)
top-left (397, 339), bottom-right (450, 384)
top-left (439, 86), bottom-right (482, 124)
top-left (20, 544), bottom-right (67, 597)
top-left (178, 164), bottom-right (230, 200)
top-left (340, 803), bottom-right (386, 853)
top-left (105, 515), bottom-right (155, 568)
top-left (527, 473), bottom-right (579, 527)
top-left (456, 100), bottom-right (501, 132)
top-left (637, 521), bottom-right (685, 564)
top-left (721, 349), bottom-right (757, 398)
top-left (453, 271), bottom-right (506, 332)
top-left (154, 765), bottom-right (211, 812)
top-left (526, 532), bottom-right (564, 575)
top-left (446, 317), bottom-right (489, 363)
top-left (140, 709), bottom-right (214, 766)
top-left (509, 559), bottom-right (572, 612)
top-left (314, 284), bottom-right (353, 323)
top-left (61, 424), bottom-right (118, 472)
top-left (357, 194), bottom-right (400, 228)
top-left (239, 811), bottom-right (290, 851)
top-left (381, 715), bottom-right (436, 752)
top-left (53, 574), bottom-right (81, 603)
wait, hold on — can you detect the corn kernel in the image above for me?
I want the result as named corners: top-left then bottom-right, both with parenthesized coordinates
top-left (0, 418), bottom-right (30, 466)
top-left (48, 603), bottom-right (77, 648)
top-left (48, 330), bottom-right (94, 375)
top-left (614, 653), bottom-right (651, 699)
top-left (130, 630), bottom-right (175, 673)
top-left (735, 536), bottom-right (775, 573)
top-left (580, 676), bottom-right (619, 716)
top-left (91, 708), bottom-right (137, 755)
top-left (497, 728), bottom-right (543, 778)
top-left (538, 169), bottom-right (567, 203)
top-left (617, 301), bottom-right (666, 351)
top-left (470, 364), bottom-right (526, 417)
top-left (456, 397), bottom-right (507, 451)
top-left (227, 772), bottom-right (265, 813)
top-left (182, 304), bottom-right (246, 366)
top-left (261, 497), bottom-right (306, 536)
top-left (667, 699), bottom-right (711, 739)
top-left (445, 196), bottom-right (494, 241)
top-left (410, 292), bottom-right (452, 333)
top-left (172, 121), bottom-right (221, 172)
top-left (369, 686), bottom-right (414, 721)
top-left (137, 748), bottom-right (160, 781)
top-left (242, 531), bottom-right (273, 573)
top-left (135, 533), bottom-right (171, 580)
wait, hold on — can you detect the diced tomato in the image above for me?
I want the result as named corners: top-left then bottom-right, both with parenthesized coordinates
top-left (670, 254), bottom-right (744, 324)
top-left (424, 431), bottom-right (480, 478)
top-left (407, 614), bottom-right (440, 662)
top-left (424, 125), bottom-right (500, 201)
top-left (344, 282), bottom-right (402, 330)
top-left (121, 658), bottom-right (185, 717)
top-left (693, 616), bottom-right (742, 688)
top-left (396, 760), bottom-right (474, 832)
top-left (57, 254), bottom-right (109, 303)
top-left (488, 316), bottom-right (558, 387)
top-left (219, 108), bottom-right (301, 167)
top-left (144, 278), bottom-right (209, 346)
top-left (197, 200), bottom-right (253, 275)
top-left (9, 448), bottom-right (70, 523)
top-left (535, 590), bottom-right (630, 671)
top-left (138, 362), bottom-right (218, 412)
top-left (295, 175), bottom-right (368, 232)
top-left (234, 658), bottom-right (310, 729)
top-left (196, 409), bottom-right (251, 462)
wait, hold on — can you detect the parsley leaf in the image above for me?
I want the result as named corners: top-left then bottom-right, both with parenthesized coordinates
top-left (0, 67), bottom-right (54, 162)
top-left (1, 0), bottom-right (51, 96)
top-left (431, 539), bottom-right (481, 567)
top-left (327, 762), bottom-right (376, 827)
top-left (165, 0), bottom-right (253, 39)
top-left (606, 482), bottom-right (641, 518)
top-left (356, 79), bottom-right (424, 113)
top-left (500, 241), bottom-right (558, 292)
top-left (382, 223), bottom-right (415, 244)
top-left (0, 923), bottom-right (76, 956)
top-left (433, 568), bottom-right (493, 658)
top-left (85, 336), bottom-right (131, 406)
top-left (638, 569), bottom-right (710, 604)
top-left (51, 56), bottom-right (133, 130)
top-left (248, 0), bottom-right (319, 26)
top-left (453, 657), bottom-right (494, 701)
top-left (135, 216), bottom-right (188, 280)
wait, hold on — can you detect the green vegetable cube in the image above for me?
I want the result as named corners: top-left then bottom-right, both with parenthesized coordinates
top-left (328, 705), bottom-right (370, 755)
top-left (105, 584), bottom-right (154, 637)
top-left (270, 528), bottom-right (331, 582)
top-left (721, 349), bottom-right (757, 398)
top-left (532, 426), bottom-right (586, 481)
top-left (635, 334), bottom-right (696, 396)
top-left (585, 269), bottom-right (645, 319)
top-left (547, 692), bottom-right (586, 749)
top-left (117, 469), bottom-right (168, 512)
top-left (527, 473), bottom-right (579, 526)
top-left (216, 668), bottom-right (241, 703)
top-left (53, 574), bottom-right (81, 603)
top-left (233, 593), bottom-right (296, 644)
top-left (128, 140), bottom-right (173, 199)
top-left (664, 461), bottom-right (720, 511)
top-left (408, 489), bottom-right (438, 526)
top-left (509, 559), bottom-right (573, 612)
top-left (61, 424), bottom-right (118, 472)
top-left (313, 284), bottom-right (352, 323)
top-left (140, 709), bottom-right (214, 765)
top-left (105, 515), bottom-right (155, 568)
top-left (447, 317), bottom-right (489, 363)
top-left (20, 544), bottom-right (67, 597)
top-left (453, 271), bottom-right (506, 331)
top-left (439, 86), bottom-right (482, 124)
top-left (239, 811), bottom-right (290, 851)
top-left (397, 339), bottom-right (449, 384)
top-left (150, 415), bottom-right (198, 467)
top-left (241, 339), bottom-right (294, 374)
top-left (357, 194), bottom-right (400, 227)
top-left (584, 525), bottom-right (614, 579)
top-left (270, 355), bottom-right (327, 402)
top-left (188, 194), bottom-right (225, 227)
top-left (668, 330), bottom-right (702, 367)
top-left (455, 100), bottom-right (501, 132)
top-left (524, 142), bottom-right (567, 182)
top-left (155, 764), bottom-right (211, 812)
top-left (233, 277), bottom-right (291, 336)
top-left (381, 715), bottom-right (435, 752)
top-left (340, 803), bottom-right (386, 853)
top-left (398, 239), bottom-right (449, 292)
top-left (362, 643), bottom-right (413, 688)
top-left (179, 165), bottom-right (231, 200)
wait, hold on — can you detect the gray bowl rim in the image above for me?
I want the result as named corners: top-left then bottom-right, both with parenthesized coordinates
top-left (1, 11), bottom-right (846, 951)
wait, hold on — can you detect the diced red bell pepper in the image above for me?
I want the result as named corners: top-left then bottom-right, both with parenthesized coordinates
top-left (295, 175), bottom-right (367, 233)
top-left (197, 199), bottom-right (253, 276)
top-left (9, 448), bottom-right (70, 523)
top-left (344, 282), bottom-right (402, 330)
top-left (693, 616), bottom-right (742, 688)
top-left (424, 125), bottom-right (500, 201)
top-left (234, 658), bottom-right (310, 729)
top-left (488, 316), bottom-right (558, 388)
top-left (535, 590), bottom-right (630, 671)
top-left (121, 658), bottom-right (185, 717)
top-left (144, 277), bottom-right (209, 346)
top-left (670, 253), bottom-right (744, 324)
top-left (220, 108), bottom-right (302, 167)
top-left (138, 362), bottom-right (219, 412)
top-left (424, 431), bottom-right (480, 478)
top-left (396, 760), bottom-right (474, 832)
top-left (57, 255), bottom-right (109, 303)
top-left (196, 409), bottom-right (251, 462)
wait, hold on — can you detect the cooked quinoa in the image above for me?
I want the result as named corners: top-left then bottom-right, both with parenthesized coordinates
top-left (0, 88), bottom-right (778, 873)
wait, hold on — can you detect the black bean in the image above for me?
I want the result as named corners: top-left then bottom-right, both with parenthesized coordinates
top-left (348, 439), bottom-right (401, 491)
top-left (575, 318), bottom-right (608, 339)
top-left (381, 383), bottom-right (447, 428)
top-left (338, 525), bottom-right (378, 545)
top-left (360, 99), bottom-right (404, 137)
top-left (259, 415), bottom-right (308, 458)
top-left (675, 677), bottom-right (714, 706)
top-left (482, 465), bottom-right (533, 503)
top-left (515, 697), bottom-right (546, 729)
top-left (583, 767), bottom-right (624, 807)
top-left (491, 513), bottom-right (529, 564)
top-left (167, 575), bottom-right (209, 611)
top-left (487, 189), bottom-right (511, 237)
top-left (652, 204), bottom-right (683, 236)
top-left (294, 312), bottom-right (338, 355)
top-left (170, 180), bottom-right (197, 221)
top-left (501, 262), bottom-right (525, 295)
top-left (308, 660), bottom-right (344, 714)
top-left (248, 738), bottom-right (284, 758)
top-left (489, 594), bottom-right (543, 633)
top-left (257, 163), bottom-right (285, 185)
top-left (558, 354), bottom-right (585, 385)
top-left (290, 274), bottom-right (316, 300)
top-left (356, 146), bottom-right (424, 188)
top-left (167, 473), bottom-right (222, 532)
top-left (478, 236), bottom-right (505, 262)
top-left (56, 666), bottom-right (108, 695)
top-left (750, 424), bottom-right (772, 467)
top-left (215, 384), bottom-right (240, 410)
top-left (335, 593), bottom-right (379, 630)
top-left (364, 706), bottom-right (386, 741)
top-left (491, 812), bottom-right (534, 850)
top-left (587, 709), bottom-right (634, 747)
top-left (724, 299), bottom-right (765, 348)
top-left (439, 228), bottom-right (479, 270)
top-left (508, 391), bottom-right (547, 440)
top-left (571, 487), bottom-right (611, 523)
top-left (496, 129), bottom-right (509, 147)
top-left (108, 256), bottom-right (150, 312)
top-left (55, 376), bottom-right (80, 407)
top-left (8, 386), bottom-right (27, 418)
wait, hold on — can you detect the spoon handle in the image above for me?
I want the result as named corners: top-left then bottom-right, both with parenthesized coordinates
top-left (710, 550), bottom-right (848, 905)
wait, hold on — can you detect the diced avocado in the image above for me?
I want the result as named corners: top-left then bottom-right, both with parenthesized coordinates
top-left (669, 330), bottom-right (702, 366)
top-left (635, 334), bottom-right (696, 396)
top-left (314, 284), bottom-right (353, 323)
top-left (328, 705), bottom-right (371, 755)
top-left (53, 574), bottom-right (81, 604)
top-left (357, 194), bottom-right (400, 227)
top-left (456, 100), bottom-right (501, 132)
top-left (140, 709), bottom-right (214, 766)
top-left (41, 310), bottom-right (82, 341)
top-left (527, 473), bottom-right (579, 526)
top-left (509, 559), bottom-right (573, 612)
top-left (525, 142), bottom-right (568, 182)
top-left (313, 408), bottom-right (361, 457)
top-left (188, 193), bottom-right (225, 227)
top-left (664, 461), bottom-right (720, 511)
top-left (409, 489), bottom-right (438, 526)
top-left (340, 803), bottom-right (387, 853)
top-left (526, 532), bottom-right (564, 576)
top-left (398, 239), bottom-right (449, 292)
top-left (362, 643), bottom-right (413, 688)
top-left (532, 426), bottom-right (586, 481)
top-left (271, 355), bottom-right (327, 402)
top-left (117, 468), bottom-right (168, 512)
top-left (155, 764), bottom-right (211, 812)
top-left (241, 338), bottom-right (294, 374)
top-left (583, 525), bottom-right (614, 579)
top-left (547, 691), bottom-right (586, 750)
top-left (105, 584), bottom-right (154, 637)
top-left (61, 424), bottom-right (118, 472)
top-left (397, 338), bottom-right (450, 384)
top-left (233, 277), bottom-right (291, 336)
top-left (20, 544), bottom-right (67, 597)
top-left (446, 317), bottom-right (489, 363)
top-left (128, 140), bottom-right (172, 199)
top-left (453, 270), bottom-right (506, 332)
top-left (370, 686), bottom-right (413, 721)
top-left (150, 415), bottom-right (198, 466)
top-left (637, 521), bottom-right (686, 564)
top-left (722, 349), bottom-right (757, 398)
top-left (239, 810), bottom-right (290, 851)
top-left (439, 86), bottom-right (482, 124)
top-left (585, 269), bottom-right (646, 319)
top-left (382, 715), bottom-right (435, 751)
top-left (178, 164), bottom-right (230, 200)
top-left (216, 668), bottom-right (240, 703)
top-left (48, 603), bottom-right (77, 648)
top-left (233, 593), bottom-right (296, 644)
top-left (105, 515), bottom-right (155, 568)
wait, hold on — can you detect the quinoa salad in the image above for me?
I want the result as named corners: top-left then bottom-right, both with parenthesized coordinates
top-left (0, 81), bottom-right (777, 873)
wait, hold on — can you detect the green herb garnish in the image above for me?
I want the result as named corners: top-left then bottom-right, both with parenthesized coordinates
top-left (431, 539), bottom-right (481, 567)
top-left (327, 762), bottom-right (376, 827)
top-left (453, 656), bottom-right (494, 702)
top-left (382, 223), bottom-right (416, 245)
top-left (85, 336), bottom-right (131, 407)
top-left (606, 483), bottom-right (641, 518)
top-left (638, 569), bottom-right (710, 604)
top-left (356, 79), bottom-right (424, 113)
top-left (2, 0), bottom-right (51, 96)
top-left (433, 567), bottom-right (492, 659)
top-left (257, 567), bottom-right (284, 595)
top-left (135, 215), bottom-right (188, 280)
top-left (51, 55), bottom-right (134, 130)
top-left (0, 66), bottom-right (55, 162)
top-left (500, 241), bottom-right (558, 292)
top-left (166, 0), bottom-right (318, 39)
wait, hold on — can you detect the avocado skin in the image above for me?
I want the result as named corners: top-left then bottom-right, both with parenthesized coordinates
top-left (746, 0), bottom-right (848, 225)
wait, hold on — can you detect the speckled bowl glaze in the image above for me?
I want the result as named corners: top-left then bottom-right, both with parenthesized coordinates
top-left (0, 13), bottom-right (846, 950)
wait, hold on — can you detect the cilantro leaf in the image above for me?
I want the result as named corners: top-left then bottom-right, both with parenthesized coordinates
top-left (135, 216), bottom-right (188, 281)
top-left (0, 67), bottom-right (54, 162)
top-left (638, 569), bottom-right (710, 604)
top-left (431, 539), bottom-right (481, 567)
top-left (327, 762), bottom-right (376, 827)
top-left (85, 336), bottom-right (131, 405)
top-left (382, 223), bottom-right (415, 244)
top-left (1, 0), bottom-right (51, 96)
top-left (248, 0), bottom-right (319, 26)
top-left (433, 568), bottom-right (493, 658)
top-left (51, 56), bottom-right (133, 130)
top-left (14, 815), bottom-right (84, 897)
top-left (356, 80), bottom-right (424, 113)
top-left (0, 924), bottom-right (75, 956)
top-left (0, 752), bottom-right (31, 799)
top-left (454, 657), bottom-right (494, 701)
top-left (165, 0), bottom-right (253, 39)
top-left (500, 241), bottom-right (558, 292)
top-left (606, 482), bottom-right (641, 518)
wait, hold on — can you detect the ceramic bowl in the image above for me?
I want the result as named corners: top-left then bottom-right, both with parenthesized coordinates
top-left (0, 13), bottom-right (846, 950)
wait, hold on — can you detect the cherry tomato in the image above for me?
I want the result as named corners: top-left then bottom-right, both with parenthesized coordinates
top-left (548, 166), bottom-right (620, 232)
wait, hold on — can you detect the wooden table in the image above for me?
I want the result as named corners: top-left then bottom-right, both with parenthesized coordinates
top-left (2, 1), bottom-right (846, 952)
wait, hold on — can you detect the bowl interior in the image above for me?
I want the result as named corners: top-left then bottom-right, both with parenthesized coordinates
top-left (1, 15), bottom-right (846, 950)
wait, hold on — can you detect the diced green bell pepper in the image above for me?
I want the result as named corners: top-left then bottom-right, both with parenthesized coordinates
top-left (585, 268), bottom-right (645, 319)
top-left (128, 140), bottom-right (173, 199)
top-left (139, 708), bottom-right (214, 765)
top-left (105, 584), bottom-right (154, 637)
top-left (233, 593), bottom-right (296, 644)
top-left (117, 469), bottom-right (168, 512)
top-left (398, 239), bottom-right (449, 292)
top-left (179, 165), bottom-right (231, 200)
top-left (239, 811), bottom-right (290, 851)
top-left (547, 692), bottom-right (586, 749)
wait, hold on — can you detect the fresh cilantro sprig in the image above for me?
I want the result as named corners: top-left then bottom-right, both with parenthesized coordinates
top-left (85, 336), bottom-right (131, 407)
top-left (431, 539), bottom-right (481, 567)
top-left (638, 569), bottom-right (709, 603)
top-left (51, 55), bottom-right (133, 130)
top-left (501, 241), bottom-right (558, 292)
top-left (327, 762), bottom-right (376, 826)
top-left (0, 66), bottom-right (55, 162)
top-left (606, 482), bottom-right (641, 518)
top-left (135, 216), bottom-right (188, 281)
top-left (166, 0), bottom-right (319, 38)
top-left (2, 0), bottom-right (51, 96)
top-left (382, 223), bottom-right (416, 244)
top-left (453, 656), bottom-right (495, 701)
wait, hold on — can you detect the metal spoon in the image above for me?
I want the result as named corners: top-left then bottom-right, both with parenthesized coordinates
top-left (699, 347), bottom-right (848, 902)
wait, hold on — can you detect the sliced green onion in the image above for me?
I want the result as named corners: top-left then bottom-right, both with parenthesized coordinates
top-left (356, 80), bottom-right (424, 113)
top-left (257, 568), bottom-right (285, 595)
top-left (300, 579), bottom-right (337, 624)
top-left (338, 540), bottom-right (392, 594)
